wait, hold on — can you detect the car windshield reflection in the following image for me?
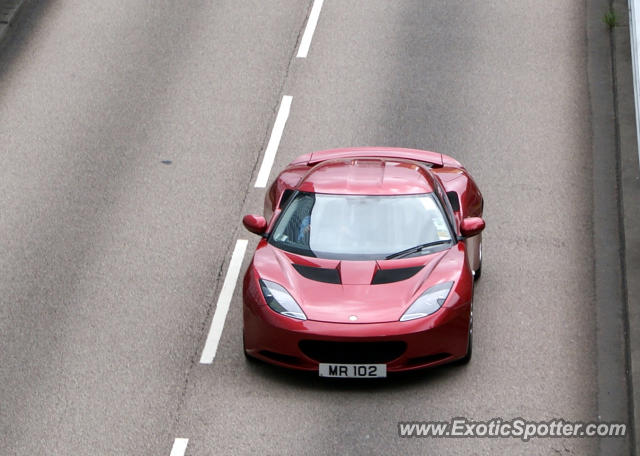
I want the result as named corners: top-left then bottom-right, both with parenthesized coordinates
top-left (269, 192), bottom-right (452, 260)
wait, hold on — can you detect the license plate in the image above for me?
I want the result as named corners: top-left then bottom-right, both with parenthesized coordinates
top-left (318, 363), bottom-right (387, 378)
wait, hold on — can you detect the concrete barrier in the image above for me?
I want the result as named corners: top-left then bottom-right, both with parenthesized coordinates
top-left (0, 0), bottom-right (26, 44)
top-left (630, 0), bottom-right (640, 165)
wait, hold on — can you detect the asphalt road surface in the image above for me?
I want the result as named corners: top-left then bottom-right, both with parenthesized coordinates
top-left (0, 1), bottom-right (609, 454)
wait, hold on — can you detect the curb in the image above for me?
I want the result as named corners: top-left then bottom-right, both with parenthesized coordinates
top-left (612, 1), bottom-right (640, 455)
top-left (0, 0), bottom-right (27, 44)
top-left (587, 0), bottom-right (634, 455)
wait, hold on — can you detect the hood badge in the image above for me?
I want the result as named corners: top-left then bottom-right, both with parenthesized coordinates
top-left (349, 315), bottom-right (358, 321)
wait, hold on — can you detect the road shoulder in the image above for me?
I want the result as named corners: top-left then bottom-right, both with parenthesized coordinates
top-left (613, 1), bottom-right (640, 455)
top-left (587, 0), bottom-right (632, 454)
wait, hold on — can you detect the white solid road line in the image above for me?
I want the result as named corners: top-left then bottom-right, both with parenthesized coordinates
top-left (170, 438), bottom-right (189, 456)
top-left (297, 0), bottom-right (324, 58)
top-left (254, 95), bottom-right (292, 188)
top-left (199, 239), bottom-right (249, 364)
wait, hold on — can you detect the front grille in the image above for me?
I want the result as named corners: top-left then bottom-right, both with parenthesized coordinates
top-left (298, 340), bottom-right (406, 364)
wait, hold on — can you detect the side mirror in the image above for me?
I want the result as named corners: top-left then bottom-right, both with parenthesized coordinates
top-left (242, 214), bottom-right (267, 236)
top-left (460, 217), bottom-right (485, 238)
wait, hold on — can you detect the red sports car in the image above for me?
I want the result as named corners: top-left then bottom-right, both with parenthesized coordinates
top-left (241, 147), bottom-right (484, 377)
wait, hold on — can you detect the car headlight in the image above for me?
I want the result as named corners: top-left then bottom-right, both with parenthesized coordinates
top-left (400, 281), bottom-right (454, 321)
top-left (259, 279), bottom-right (307, 320)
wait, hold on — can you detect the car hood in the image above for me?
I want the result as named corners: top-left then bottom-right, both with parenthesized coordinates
top-left (252, 242), bottom-right (461, 323)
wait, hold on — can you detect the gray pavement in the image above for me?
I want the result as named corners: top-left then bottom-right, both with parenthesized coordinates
top-left (0, 1), bottom-right (309, 454)
top-left (0, 1), bottom-right (631, 455)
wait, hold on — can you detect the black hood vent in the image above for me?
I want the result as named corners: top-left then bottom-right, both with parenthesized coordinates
top-left (292, 264), bottom-right (341, 284)
top-left (371, 266), bottom-right (424, 285)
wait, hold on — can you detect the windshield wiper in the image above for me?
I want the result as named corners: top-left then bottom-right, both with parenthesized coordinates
top-left (384, 240), bottom-right (451, 260)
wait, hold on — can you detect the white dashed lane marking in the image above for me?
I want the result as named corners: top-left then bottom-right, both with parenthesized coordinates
top-left (199, 239), bottom-right (248, 364)
top-left (169, 438), bottom-right (189, 456)
top-left (297, 0), bottom-right (324, 58)
top-left (254, 95), bottom-right (293, 188)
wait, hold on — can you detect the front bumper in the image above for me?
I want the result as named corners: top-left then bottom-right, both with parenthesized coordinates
top-left (243, 288), bottom-right (470, 373)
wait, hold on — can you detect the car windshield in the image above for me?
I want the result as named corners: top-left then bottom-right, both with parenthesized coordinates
top-left (269, 192), bottom-right (453, 260)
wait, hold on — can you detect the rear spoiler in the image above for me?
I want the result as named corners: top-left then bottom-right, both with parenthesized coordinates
top-left (290, 147), bottom-right (461, 168)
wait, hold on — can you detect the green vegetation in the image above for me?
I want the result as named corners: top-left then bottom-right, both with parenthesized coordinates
top-left (603, 9), bottom-right (618, 28)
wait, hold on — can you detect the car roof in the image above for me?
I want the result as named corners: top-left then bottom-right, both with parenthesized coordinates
top-left (296, 158), bottom-right (436, 195)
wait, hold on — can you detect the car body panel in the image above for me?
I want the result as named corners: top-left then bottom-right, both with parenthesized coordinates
top-left (243, 260), bottom-right (473, 372)
top-left (246, 147), bottom-right (484, 373)
top-left (297, 159), bottom-right (435, 195)
top-left (251, 241), bottom-right (467, 324)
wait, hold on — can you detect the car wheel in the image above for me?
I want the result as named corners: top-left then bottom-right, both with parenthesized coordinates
top-left (456, 300), bottom-right (473, 365)
top-left (473, 241), bottom-right (482, 281)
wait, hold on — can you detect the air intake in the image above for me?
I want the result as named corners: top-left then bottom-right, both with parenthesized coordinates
top-left (371, 266), bottom-right (424, 285)
top-left (292, 264), bottom-right (341, 284)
